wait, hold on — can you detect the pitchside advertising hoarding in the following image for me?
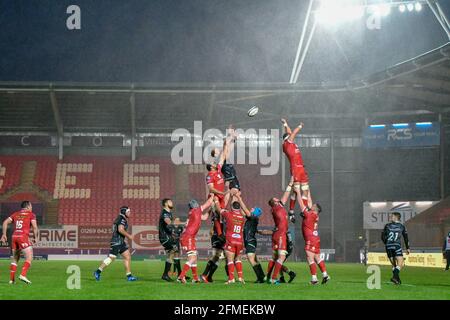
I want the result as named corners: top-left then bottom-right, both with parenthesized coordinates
top-left (368, 252), bottom-right (446, 268)
top-left (32, 225), bottom-right (78, 248)
top-left (362, 122), bottom-right (440, 148)
top-left (363, 201), bottom-right (438, 229)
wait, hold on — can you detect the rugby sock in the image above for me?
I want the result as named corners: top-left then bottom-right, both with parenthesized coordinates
top-left (179, 262), bottom-right (191, 279)
top-left (96, 268), bottom-right (103, 273)
top-left (126, 272), bottom-right (132, 277)
top-left (208, 262), bottom-right (219, 280)
top-left (281, 265), bottom-right (290, 273)
top-left (191, 264), bottom-right (198, 280)
top-left (235, 260), bottom-right (243, 279)
top-left (203, 260), bottom-right (214, 276)
top-left (174, 258), bottom-right (182, 275)
top-left (227, 262), bottom-right (235, 281)
top-left (21, 261), bottom-right (31, 277)
top-left (10, 263), bottom-right (17, 281)
top-left (309, 262), bottom-right (317, 277)
top-left (393, 266), bottom-right (401, 279)
top-left (225, 264), bottom-right (229, 276)
top-left (253, 264), bottom-right (265, 281)
top-left (163, 261), bottom-right (172, 276)
top-left (271, 260), bottom-right (283, 280)
top-left (317, 259), bottom-right (327, 275)
top-left (267, 259), bottom-right (275, 277)
top-left (289, 193), bottom-right (296, 212)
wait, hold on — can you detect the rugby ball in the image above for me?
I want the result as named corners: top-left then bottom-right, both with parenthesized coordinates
top-left (247, 106), bottom-right (259, 117)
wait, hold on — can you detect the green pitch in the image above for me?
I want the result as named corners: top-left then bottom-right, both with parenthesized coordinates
top-left (0, 260), bottom-right (448, 300)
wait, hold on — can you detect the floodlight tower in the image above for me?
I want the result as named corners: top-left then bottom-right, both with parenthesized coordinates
top-left (289, 0), bottom-right (450, 85)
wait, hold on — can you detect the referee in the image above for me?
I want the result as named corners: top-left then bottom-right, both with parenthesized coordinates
top-left (159, 198), bottom-right (178, 281)
top-left (443, 231), bottom-right (450, 271)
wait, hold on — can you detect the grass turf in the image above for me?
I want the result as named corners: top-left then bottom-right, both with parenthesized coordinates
top-left (0, 260), bottom-right (448, 300)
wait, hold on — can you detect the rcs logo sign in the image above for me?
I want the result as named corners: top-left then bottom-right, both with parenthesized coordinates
top-left (387, 129), bottom-right (413, 141)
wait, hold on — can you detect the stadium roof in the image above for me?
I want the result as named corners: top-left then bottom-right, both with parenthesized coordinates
top-left (0, 42), bottom-right (449, 134)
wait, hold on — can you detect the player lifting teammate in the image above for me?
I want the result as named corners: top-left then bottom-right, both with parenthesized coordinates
top-left (381, 212), bottom-right (410, 285)
top-left (202, 133), bottom-right (235, 282)
top-left (298, 196), bottom-right (330, 285)
top-left (94, 206), bottom-right (137, 282)
top-left (219, 194), bottom-right (251, 284)
top-left (177, 196), bottom-right (214, 284)
top-left (266, 180), bottom-right (295, 284)
top-left (281, 118), bottom-right (312, 219)
top-left (1, 201), bottom-right (39, 284)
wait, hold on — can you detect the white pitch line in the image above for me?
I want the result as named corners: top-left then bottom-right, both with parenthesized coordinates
top-left (384, 282), bottom-right (416, 287)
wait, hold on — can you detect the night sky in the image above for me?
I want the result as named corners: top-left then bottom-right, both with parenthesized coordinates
top-left (0, 0), bottom-right (448, 83)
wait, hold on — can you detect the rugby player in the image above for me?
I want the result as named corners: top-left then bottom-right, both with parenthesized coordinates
top-left (261, 229), bottom-right (296, 284)
top-left (171, 217), bottom-right (184, 276)
top-left (211, 125), bottom-right (240, 205)
top-left (381, 212), bottom-right (410, 285)
top-left (1, 201), bottom-right (39, 284)
top-left (94, 206), bottom-right (137, 282)
top-left (219, 195), bottom-right (251, 284)
top-left (266, 180), bottom-right (295, 284)
top-left (201, 208), bottom-right (226, 283)
top-left (281, 118), bottom-right (312, 218)
top-left (158, 198), bottom-right (178, 281)
top-left (298, 195), bottom-right (330, 285)
top-left (235, 197), bottom-right (265, 283)
top-left (177, 196), bottom-right (214, 284)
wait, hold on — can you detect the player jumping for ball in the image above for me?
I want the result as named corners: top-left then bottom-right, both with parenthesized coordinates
top-left (211, 125), bottom-right (240, 206)
top-left (281, 118), bottom-right (312, 220)
top-left (94, 206), bottom-right (137, 282)
top-left (177, 196), bottom-right (214, 284)
top-left (1, 201), bottom-right (39, 285)
top-left (202, 134), bottom-right (234, 282)
top-left (381, 212), bottom-right (410, 285)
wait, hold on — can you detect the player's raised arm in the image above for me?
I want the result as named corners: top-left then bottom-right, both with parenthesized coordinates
top-left (200, 196), bottom-right (214, 220)
top-left (235, 193), bottom-right (251, 217)
top-left (281, 118), bottom-right (292, 135)
top-left (280, 178), bottom-right (294, 206)
top-left (1, 217), bottom-right (12, 244)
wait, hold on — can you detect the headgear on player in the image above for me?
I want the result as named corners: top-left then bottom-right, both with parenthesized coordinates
top-left (120, 206), bottom-right (130, 216)
top-left (251, 207), bottom-right (262, 217)
top-left (188, 199), bottom-right (200, 209)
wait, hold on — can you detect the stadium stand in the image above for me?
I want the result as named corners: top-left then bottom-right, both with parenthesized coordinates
top-left (0, 156), bottom-right (277, 227)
